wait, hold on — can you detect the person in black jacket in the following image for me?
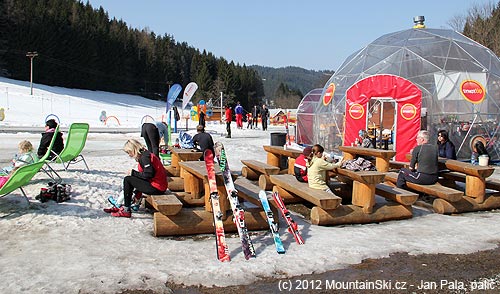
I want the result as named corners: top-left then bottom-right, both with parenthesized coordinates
top-left (192, 125), bottom-right (214, 160)
top-left (37, 119), bottom-right (64, 159)
top-left (397, 130), bottom-right (438, 188)
top-left (437, 129), bottom-right (457, 159)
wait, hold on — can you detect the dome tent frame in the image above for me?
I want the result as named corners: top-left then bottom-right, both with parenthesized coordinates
top-left (315, 26), bottom-right (500, 161)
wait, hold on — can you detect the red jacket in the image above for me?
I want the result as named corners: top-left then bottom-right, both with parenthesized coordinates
top-left (225, 108), bottom-right (232, 122)
top-left (226, 107), bottom-right (233, 122)
top-left (293, 154), bottom-right (308, 182)
top-left (136, 151), bottom-right (168, 192)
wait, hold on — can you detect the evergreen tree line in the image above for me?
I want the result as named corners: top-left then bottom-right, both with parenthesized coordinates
top-left (0, 0), bottom-right (264, 110)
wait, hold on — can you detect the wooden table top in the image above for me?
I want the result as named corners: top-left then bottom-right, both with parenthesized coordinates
top-left (263, 145), bottom-right (302, 158)
top-left (171, 148), bottom-right (203, 161)
top-left (339, 146), bottom-right (396, 159)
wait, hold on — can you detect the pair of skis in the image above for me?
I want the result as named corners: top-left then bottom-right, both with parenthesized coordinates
top-left (259, 191), bottom-right (304, 254)
top-left (204, 142), bottom-right (303, 261)
top-left (204, 143), bottom-right (256, 262)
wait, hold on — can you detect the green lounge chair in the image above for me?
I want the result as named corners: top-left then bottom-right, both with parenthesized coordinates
top-left (48, 123), bottom-right (89, 171)
top-left (0, 161), bottom-right (46, 203)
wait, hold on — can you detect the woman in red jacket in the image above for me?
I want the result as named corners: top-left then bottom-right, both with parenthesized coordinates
top-left (106, 139), bottom-right (168, 217)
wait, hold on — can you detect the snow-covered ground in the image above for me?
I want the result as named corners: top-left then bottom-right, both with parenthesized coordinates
top-left (1, 77), bottom-right (500, 293)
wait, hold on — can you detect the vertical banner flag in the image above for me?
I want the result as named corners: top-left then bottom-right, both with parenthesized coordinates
top-left (182, 82), bottom-right (198, 109)
top-left (166, 83), bottom-right (182, 113)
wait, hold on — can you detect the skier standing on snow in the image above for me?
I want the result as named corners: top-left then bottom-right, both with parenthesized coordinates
top-left (261, 104), bottom-right (269, 131)
top-left (234, 101), bottom-right (243, 129)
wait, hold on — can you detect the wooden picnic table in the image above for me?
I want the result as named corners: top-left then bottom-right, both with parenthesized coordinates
top-left (437, 157), bottom-right (494, 203)
top-left (179, 161), bottom-right (233, 218)
top-left (171, 148), bottom-right (203, 169)
top-left (263, 145), bottom-right (302, 174)
top-left (339, 146), bottom-right (396, 172)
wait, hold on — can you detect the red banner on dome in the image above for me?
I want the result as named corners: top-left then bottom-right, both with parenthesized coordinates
top-left (323, 83), bottom-right (335, 106)
top-left (345, 74), bottom-right (422, 161)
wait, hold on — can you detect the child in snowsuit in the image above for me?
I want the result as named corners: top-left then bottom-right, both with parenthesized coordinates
top-left (294, 146), bottom-right (312, 182)
top-left (0, 140), bottom-right (38, 187)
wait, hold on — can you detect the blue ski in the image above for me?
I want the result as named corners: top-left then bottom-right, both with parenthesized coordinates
top-left (259, 190), bottom-right (285, 254)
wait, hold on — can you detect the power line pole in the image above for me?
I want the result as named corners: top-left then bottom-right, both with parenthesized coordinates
top-left (26, 51), bottom-right (38, 95)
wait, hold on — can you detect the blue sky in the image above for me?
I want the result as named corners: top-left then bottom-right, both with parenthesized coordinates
top-left (87, 0), bottom-right (493, 71)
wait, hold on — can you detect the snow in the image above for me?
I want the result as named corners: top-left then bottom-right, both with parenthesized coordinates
top-left (1, 77), bottom-right (500, 293)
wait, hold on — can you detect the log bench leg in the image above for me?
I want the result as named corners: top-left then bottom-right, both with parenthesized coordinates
top-left (241, 166), bottom-right (259, 180)
top-left (351, 181), bottom-right (375, 214)
top-left (466, 175), bottom-right (486, 203)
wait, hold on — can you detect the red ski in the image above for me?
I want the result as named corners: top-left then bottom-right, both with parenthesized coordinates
top-left (272, 191), bottom-right (304, 245)
top-left (204, 149), bottom-right (231, 262)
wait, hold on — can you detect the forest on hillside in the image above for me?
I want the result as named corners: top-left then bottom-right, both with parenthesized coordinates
top-left (0, 0), bottom-right (265, 110)
top-left (1, 0), bottom-right (499, 111)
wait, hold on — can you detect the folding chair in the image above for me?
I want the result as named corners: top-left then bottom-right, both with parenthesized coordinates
top-left (0, 161), bottom-right (46, 203)
top-left (48, 123), bottom-right (89, 171)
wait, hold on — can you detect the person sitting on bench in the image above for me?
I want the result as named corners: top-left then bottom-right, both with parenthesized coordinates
top-left (397, 130), bottom-right (438, 188)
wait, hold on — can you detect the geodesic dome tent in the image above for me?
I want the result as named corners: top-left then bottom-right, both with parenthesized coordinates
top-left (316, 23), bottom-right (500, 161)
top-left (296, 88), bottom-right (322, 145)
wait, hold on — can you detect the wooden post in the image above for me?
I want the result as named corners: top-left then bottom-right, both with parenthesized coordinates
top-left (351, 181), bottom-right (375, 214)
top-left (375, 157), bottom-right (390, 172)
top-left (267, 152), bottom-right (280, 167)
top-left (465, 175), bottom-right (486, 203)
top-left (287, 157), bottom-right (296, 175)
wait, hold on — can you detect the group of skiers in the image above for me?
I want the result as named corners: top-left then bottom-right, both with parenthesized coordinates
top-left (230, 102), bottom-right (270, 131)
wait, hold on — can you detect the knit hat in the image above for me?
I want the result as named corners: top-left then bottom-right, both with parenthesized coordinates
top-left (302, 146), bottom-right (312, 156)
top-left (45, 119), bottom-right (57, 129)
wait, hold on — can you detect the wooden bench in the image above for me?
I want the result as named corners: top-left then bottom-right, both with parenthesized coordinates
top-left (233, 177), bottom-right (279, 217)
top-left (437, 158), bottom-right (494, 203)
top-left (241, 159), bottom-right (280, 190)
top-left (145, 193), bottom-right (183, 216)
top-left (333, 168), bottom-right (386, 213)
top-left (384, 171), bottom-right (463, 202)
top-left (440, 171), bottom-right (500, 190)
top-left (375, 183), bottom-right (419, 205)
top-left (269, 174), bottom-right (341, 209)
top-left (339, 146), bottom-right (396, 172)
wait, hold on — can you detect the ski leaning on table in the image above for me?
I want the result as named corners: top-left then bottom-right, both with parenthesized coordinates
top-left (272, 191), bottom-right (305, 245)
top-left (204, 149), bottom-right (231, 262)
top-left (259, 190), bottom-right (285, 254)
top-left (214, 142), bottom-right (256, 260)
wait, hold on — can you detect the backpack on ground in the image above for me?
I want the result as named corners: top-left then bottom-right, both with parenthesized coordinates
top-left (36, 182), bottom-right (72, 203)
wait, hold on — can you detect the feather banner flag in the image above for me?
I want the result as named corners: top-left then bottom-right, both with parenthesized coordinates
top-left (182, 82), bottom-right (198, 109)
top-left (166, 83), bottom-right (182, 113)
